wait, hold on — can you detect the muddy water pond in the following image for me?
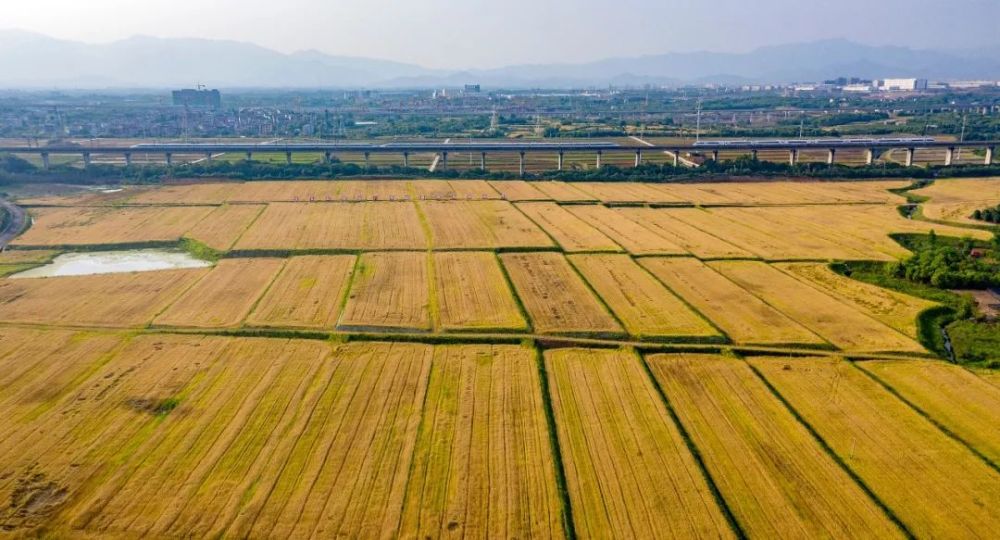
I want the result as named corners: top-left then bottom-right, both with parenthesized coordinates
top-left (10, 249), bottom-right (212, 278)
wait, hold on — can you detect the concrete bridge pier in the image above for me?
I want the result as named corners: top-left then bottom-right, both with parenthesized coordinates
top-left (904, 148), bottom-right (915, 167)
top-left (205, 152), bottom-right (213, 163)
top-left (124, 153), bottom-right (132, 167)
top-left (557, 151), bottom-right (564, 171)
top-left (671, 150), bottom-right (679, 167)
top-left (402, 152), bottom-right (410, 168)
top-left (480, 152), bottom-right (487, 170)
top-left (245, 151), bottom-right (252, 162)
top-left (41, 152), bottom-right (50, 170)
top-left (323, 151), bottom-right (332, 164)
top-left (711, 150), bottom-right (720, 162)
top-left (750, 149), bottom-right (758, 161)
top-left (519, 151), bottom-right (526, 177)
top-left (826, 148), bottom-right (836, 165)
top-left (864, 148), bottom-right (875, 165)
top-left (364, 152), bottom-right (371, 169)
top-left (83, 153), bottom-right (92, 167)
top-left (788, 149), bottom-right (798, 166)
top-left (441, 152), bottom-right (448, 170)
top-left (634, 149), bottom-right (643, 167)
top-left (285, 152), bottom-right (293, 165)
top-left (596, 150), bottom-right (602, 169)
top-left (944, 147), bottom-right (955, 166)
top-left (986, 146), bottom-right (995, 165)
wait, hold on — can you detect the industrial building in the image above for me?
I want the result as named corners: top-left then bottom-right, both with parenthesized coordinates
top-left (877, 78), bottom-right (928, 91)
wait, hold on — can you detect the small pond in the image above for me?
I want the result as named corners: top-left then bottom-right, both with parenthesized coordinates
top-left (11, 249), bottom-right (212, 278)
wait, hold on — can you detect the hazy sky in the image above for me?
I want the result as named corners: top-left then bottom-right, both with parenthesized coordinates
top-left (5, 0), bottom-right (999, 68)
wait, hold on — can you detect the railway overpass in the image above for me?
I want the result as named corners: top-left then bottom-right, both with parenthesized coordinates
top-left (2, 139), bottom-right (995, 176)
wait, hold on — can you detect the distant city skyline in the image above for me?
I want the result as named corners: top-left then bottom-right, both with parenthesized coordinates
top-left (4, 0), bottom-right (1000, 69)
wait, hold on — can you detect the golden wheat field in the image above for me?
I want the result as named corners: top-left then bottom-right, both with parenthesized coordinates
top-left (751, 357), bottom-right (1000, 538)
top-left (2, 177), bottom-right (998, 538)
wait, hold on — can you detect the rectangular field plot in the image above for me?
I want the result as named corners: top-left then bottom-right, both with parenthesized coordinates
top-left (12, 337), bottom-right (434, 538)
top-left (339, 252), bottom-right (432, 332)
top-left (566, 204), bottom-right (686, 255)
top-left (751, 357), bottom-right (1000, 538)
top-left (545, 348), bottom-right (734, 538)
top-left (399, 345), bottom-right (563, 538)
top-left (616, 208), bottom-right (752, 259)
top-left (911, 178), bottom-right (1000, 226)
top-left (859, 360), bottom-right (1000, 465)
top-left (640, 258), bottom-right (824, 346)
top-left (710, 261), bottom-right (924, 353)
top-left (0, 249), bottom-right (59, 264)
top-left (516, 202), bottom-right (622, 252)
top-left (569, 254), bottom-right (719, 340)
top-left (432, 252), bottom-right (526, 331)
top-left (487, 180), bottom-right (549, 201)
top-left (184, 204), bottom-right (264, 251)
top-left (0, 268), bottom-right (209, 327)
top-left (445, 179), bottom-right (501, 199)
top-left (420, 200), bottom-right (553, 249)
top-left (531, 181), bottom-right (597, 202)
top-left (127, 182), bottom-right (240, 205)
top-left (154, 258), bottom-right (285, 328)
top-left (234, 202), bottom-right (428, 251)
top-left (245, 255), bottom-right (356, 328)
top-left (500, 252), bottom-right (622, 335)
top-left (14, 206), bottom-right (215, 247)
top-left (776, 263), bottom-right (936, 339)
top-left (574, 182), bottom-right (686, 204)
top-left (648, 354), bottom-right (901, 539)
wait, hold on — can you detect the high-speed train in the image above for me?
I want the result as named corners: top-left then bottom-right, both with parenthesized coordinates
top-left (692, 137), bottom-right (935, 147)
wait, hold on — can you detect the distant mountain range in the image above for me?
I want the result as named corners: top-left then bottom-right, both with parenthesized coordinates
top-left (2, 30), bottom-right (999, 89)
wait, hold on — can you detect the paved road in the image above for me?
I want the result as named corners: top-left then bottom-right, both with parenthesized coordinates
top-left (0, 200), bottom-right (26, 249)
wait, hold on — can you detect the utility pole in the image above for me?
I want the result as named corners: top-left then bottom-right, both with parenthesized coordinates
top-left (695, 99), bottom-right (702, 143)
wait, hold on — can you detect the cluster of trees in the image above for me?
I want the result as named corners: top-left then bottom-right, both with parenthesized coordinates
top-left (886, 232), bottom-right (1000, 289)
top-left (972, 204), bottom-right (1000, 224)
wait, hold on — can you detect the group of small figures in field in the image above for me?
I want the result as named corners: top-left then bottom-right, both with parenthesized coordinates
top-left (972, 204), bottom-right (1000, 224)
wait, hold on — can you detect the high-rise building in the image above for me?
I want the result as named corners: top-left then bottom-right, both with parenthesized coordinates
top-left (172, 88), bottom-right (222, 108)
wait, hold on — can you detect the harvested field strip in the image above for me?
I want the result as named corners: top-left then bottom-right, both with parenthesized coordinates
top-left (245, 255), bottom-right (356, 329)
top-left (487, 180), bottom-right (549, 201)
top-left (575, 182), bottom-right (686, 204)
top-left (14, 206), bottom-right (216, 247)
top-left (776, 263), bottom-right (936, 338)
top-left (0, 268), bottom-right (210, 327)
top-left (183, 204), bottom-right (264, 251)
top-left (565, 205), bottom-right (686, 255)
top-left (544, 348), bottom-right (734, 538)
top-left (708, 207), bottom-right (872, 260)
top-left (640, 258), bottom-right (825, 346)
top-left (569, 254), bottom-right (719, 339)
top-left (399, 345), bottom-right (563, 537)
top-left (234, 202), bottom-right (428, 251)
top-left (648, 354), bottom-right (902, 539)
top-left (615, 208), bottom-right (752, 259)
top-left (420, 200), bottom-right (553, 249)
top-left (858, 359), bottom-right (1000, 466)
top-left (29, 338), bottom-right (434, 538)
top-left (710, 261), bottom-right (925, 353)
top-left (658, 206), bottom-right (813, 260)
top-left (154, 258), bottom-right (285, 328)
top-left (128, 183), bottom-right (240, 205)
top-left (500, 252), bottom-right (622, 335)
top-left (445, 180), bottom-right (501, 199)
top-left (339, 252), bottom-right (432, 332)
top-left (516, 202), bottom-right (622, 252)
top-left (531, 181), bottom-right (597, 202)
top-left (751, 357), bottom-right (1000, 538)
top-left (432, 252), bottom-right (526, 331)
